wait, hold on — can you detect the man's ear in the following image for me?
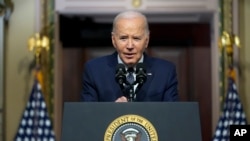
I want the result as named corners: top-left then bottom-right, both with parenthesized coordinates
top-left (145, 33), bottom-right (150, 48)
top-left (111, 32), bottom-right (116, 48)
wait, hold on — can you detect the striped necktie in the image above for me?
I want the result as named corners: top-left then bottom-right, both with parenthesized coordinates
top-left (126, 67), bottom-right (135, 85)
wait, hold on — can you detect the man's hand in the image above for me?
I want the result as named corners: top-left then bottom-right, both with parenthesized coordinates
top-left (115, 96), bottom-right (128, 102)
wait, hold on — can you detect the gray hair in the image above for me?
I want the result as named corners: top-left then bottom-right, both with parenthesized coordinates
top-left (112, 10), bottom-right (149, 34)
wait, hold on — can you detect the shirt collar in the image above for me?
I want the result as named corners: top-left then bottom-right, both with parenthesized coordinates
top-left (117, 54), bottom-right (144, 70)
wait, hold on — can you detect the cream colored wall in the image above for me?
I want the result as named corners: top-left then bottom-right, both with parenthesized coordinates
top-left (239, 0), bottom-right (250, 122)
top-left (3, 1), bottom-right (250, 141)
top-left (5, 0), bottom-right (35, 140)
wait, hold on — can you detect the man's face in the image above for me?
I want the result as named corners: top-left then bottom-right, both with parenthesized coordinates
top-left (112, 17), bottom-right (149, 67)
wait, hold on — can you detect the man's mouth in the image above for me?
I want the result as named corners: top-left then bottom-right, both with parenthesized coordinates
top-left (124, 53), bottom-right (135, 58)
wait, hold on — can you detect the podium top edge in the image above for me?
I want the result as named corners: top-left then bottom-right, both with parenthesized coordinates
top-left (63, 101), bottom-right (199, 105)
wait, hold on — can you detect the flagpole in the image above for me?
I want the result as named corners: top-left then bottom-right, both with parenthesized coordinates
top-left (219, 31), bottom-right (240, 80)
top-left (214, 6), bottom-right (246, 139)
top-left (15, 40), bottom-right (56, 140)
top-left (218, 0), bottom-right (241, 109)
top-left (13, 1), bottom-right (56, 140)
top-left (214, 1), bottom-right (247, 140)
top-left (27, 26), bottom-right (50, 141)
top-left (34, 80), bottom-right (39, 140)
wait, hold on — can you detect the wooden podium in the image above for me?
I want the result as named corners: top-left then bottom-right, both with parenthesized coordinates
top-left (61, 102), bottom-right (202, 141)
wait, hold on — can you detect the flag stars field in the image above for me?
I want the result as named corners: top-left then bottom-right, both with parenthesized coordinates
top-left (14, 80), bottom-right (56, 141)
top-left (212, 77), bottom-right (248, 141)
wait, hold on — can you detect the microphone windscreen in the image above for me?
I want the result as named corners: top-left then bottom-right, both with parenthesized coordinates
top-left (116, 64), bottom-right (126, 73)
top-left (136, 63), bottom-right (146, 73)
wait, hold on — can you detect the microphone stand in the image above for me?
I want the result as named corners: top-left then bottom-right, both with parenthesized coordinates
top-left (127, 83), bottom-right (135, 102)
top-left (134, 83), bottom-right (142, 95)
top-left (124, 81), bottom-right (146, 102)
top-left (117, 81), bottom-right (135, 101)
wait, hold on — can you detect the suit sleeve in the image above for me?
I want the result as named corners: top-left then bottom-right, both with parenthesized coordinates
top-left (163, 65), bottom-right (179, 101)
top-left (80, 62), bottom-right (99, 101)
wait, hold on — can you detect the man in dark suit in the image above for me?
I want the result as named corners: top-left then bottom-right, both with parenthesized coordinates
top-left (81, 10), bottom-right (178, 102)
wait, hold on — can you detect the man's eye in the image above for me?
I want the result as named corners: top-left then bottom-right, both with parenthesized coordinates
top-left (120, 37), bottom-right (127, 40)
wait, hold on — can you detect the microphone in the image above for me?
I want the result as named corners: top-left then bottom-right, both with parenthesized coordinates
top-left (135, 63), bottom-right (147, 85)
top-left (135, 63), bottom-right (147, 94)
top-left (115, 64), bottom-right (126, 87)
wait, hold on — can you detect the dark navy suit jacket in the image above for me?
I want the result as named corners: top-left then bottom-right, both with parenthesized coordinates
top-left (81, 52), bottom-right (178, 101)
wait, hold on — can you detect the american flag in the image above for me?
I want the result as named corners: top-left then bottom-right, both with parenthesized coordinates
top-left (14, 80), bottom-right (56, 141)
top-left (213, 78), bottom-right (248, 141)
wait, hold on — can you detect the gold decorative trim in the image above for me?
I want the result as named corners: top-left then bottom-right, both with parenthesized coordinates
top-left (132, 0), bottom-right (142, 8)
top-left (219, 0), bottom-right (240, 105)
top-left (28, 33), bottom-right (50, 65)
top-left (27, 0), bottom-right (55, 119)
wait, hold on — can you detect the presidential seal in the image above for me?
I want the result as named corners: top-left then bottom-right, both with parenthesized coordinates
top-left (104, 114), bottom-right (158, 141)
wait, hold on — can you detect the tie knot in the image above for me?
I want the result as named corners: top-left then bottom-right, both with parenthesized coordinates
top-left (127, 67), bottom-right (134, 73)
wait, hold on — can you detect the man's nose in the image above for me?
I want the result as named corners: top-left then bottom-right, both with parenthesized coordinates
top-left (127, 39), bottom-right (134, 49)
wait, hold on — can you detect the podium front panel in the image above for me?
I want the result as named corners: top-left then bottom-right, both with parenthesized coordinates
top-left (61, 102), bottom-right (202, 141)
